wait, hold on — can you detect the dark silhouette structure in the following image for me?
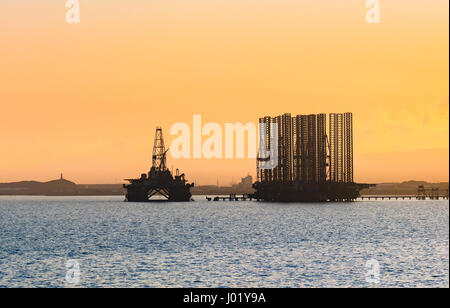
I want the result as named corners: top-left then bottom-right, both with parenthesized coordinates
top-left (254, 112), bottom-right (373, 202)
top-left (123, 127), bottom-right (193, 202)
top-left (416, 184), bottom-right (448, 200)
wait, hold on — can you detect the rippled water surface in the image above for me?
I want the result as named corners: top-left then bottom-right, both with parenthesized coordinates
top-left (0, 196), bottom-right (448, 288)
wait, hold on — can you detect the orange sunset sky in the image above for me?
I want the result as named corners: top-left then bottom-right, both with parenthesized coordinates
top-left (1, 0), bottom-right (448, 184)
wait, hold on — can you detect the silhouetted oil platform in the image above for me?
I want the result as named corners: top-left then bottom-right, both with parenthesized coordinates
top-left (253, 113), bottom-right (373, 202)
top-left (124, 127), bottom-right (193, 202)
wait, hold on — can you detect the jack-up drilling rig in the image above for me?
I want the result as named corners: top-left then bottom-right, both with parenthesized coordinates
top-left (123, 127), bottom-right (194, 202)
top-left (253, 113), bottom-right (374, 202)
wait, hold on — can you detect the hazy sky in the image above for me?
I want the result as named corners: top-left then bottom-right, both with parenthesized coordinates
top-left (0, 0), bottom-right (448, 184)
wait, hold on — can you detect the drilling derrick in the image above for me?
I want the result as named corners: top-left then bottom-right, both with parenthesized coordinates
top-left (123, 127), bottom-right (194, 202)
top-left (152, 127), bottom-right (167, 171)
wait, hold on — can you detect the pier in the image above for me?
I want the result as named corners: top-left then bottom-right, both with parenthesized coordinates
top-left (359, 195), bottom-right (449, 201)
top-left (206, 194), bottom-right (254, 201)
top-left (205, 193), bottom-right (449, 202)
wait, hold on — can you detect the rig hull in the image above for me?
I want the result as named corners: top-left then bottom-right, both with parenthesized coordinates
top-left (124, 170), bottom-right (193, 202)
top-left (252, 181), bottom-right (371, 202)
top-left (125, 184), bottom-right (192, 202)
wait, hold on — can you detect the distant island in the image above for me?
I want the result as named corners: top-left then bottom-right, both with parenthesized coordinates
top-left (0, 175), bottom-right (448, 197)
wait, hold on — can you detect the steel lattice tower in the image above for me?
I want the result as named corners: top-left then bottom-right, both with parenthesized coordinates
top-left (329, 113), bottom-right (353, 183)
top-left (152, 127), bottom-right (167, 171)
top-left (343, 113), bottom-right (353, 183)
top-left (258, 112), bottom-right (353, 184)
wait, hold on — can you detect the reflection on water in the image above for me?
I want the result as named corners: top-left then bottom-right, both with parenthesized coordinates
top-left (0, 196), bottom-right (448, 287)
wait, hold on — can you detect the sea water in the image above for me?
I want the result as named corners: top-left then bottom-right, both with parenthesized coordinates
top-left (0, 196), bottom-right (448, 288)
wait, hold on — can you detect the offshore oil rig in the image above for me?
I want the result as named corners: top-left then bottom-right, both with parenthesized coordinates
top-left (253, 113), bottom-right (373, 202)
top-left (123, 127), bottom-right (194, 202)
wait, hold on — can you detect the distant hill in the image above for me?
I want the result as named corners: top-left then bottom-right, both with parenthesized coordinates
top-left (360, 181), bottom-right (449, 196)
top-left (0, 178), bottom-right (447, 196)
top-left (76, 184), bottom-right (124, 195)
top-left (0, 176), bottom-right (77, 195)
